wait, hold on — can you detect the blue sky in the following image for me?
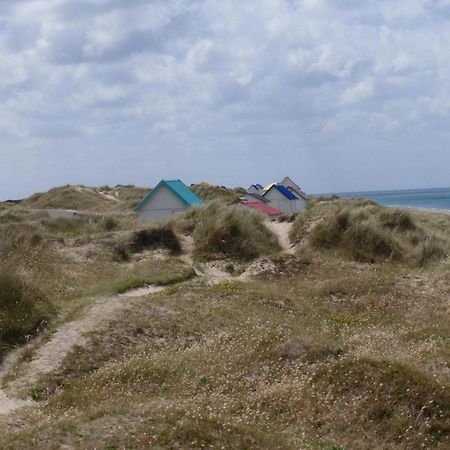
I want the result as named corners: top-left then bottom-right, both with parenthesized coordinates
top-left (1, 0), bottom-right (449, 199)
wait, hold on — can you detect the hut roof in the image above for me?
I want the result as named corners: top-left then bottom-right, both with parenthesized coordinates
top-left (134, 179), bottom-right (203, 212)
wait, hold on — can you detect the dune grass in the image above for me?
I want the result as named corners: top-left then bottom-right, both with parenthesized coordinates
top-left (1, 257), bottom-right (448, 449)
top-left (290, 198), bottom-right (449, 266)
top-left (190, 182), bottom-right (244, 204)
top-left (0, 195), bottom-right (449, 449)
top-left (0, 267), bottom-right (54, 360)
top-left (188, 202), bottom-right (281, 261)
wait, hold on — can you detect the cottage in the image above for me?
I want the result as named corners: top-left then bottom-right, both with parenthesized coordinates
top-left (134, 179), bottom-right (203, 222)
top-left (279, 176), bottom-right (306, 197)
top-left (263, 184), bottom-right (306, 213)
top-left (247, 184), bottom-right (264, 194)
top-left (240, 192), bottom-right (270, 203)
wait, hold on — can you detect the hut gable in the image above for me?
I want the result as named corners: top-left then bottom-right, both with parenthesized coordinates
top-left (263, 184), bottom-right (306, 213)
top-left (135, 179), bottom-right (203, 222)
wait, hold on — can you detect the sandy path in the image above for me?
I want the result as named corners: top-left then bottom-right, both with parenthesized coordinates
top-left (265, 220), bottom-right (295, 254)
top-left (0, 285), bottom-right (164, 416)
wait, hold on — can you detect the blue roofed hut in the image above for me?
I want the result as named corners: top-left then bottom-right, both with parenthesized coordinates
top-left (134, 179), bottom-right (203, 222)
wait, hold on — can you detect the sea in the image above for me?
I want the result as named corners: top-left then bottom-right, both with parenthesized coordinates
top-left (329, 187), bottom-right (450, 211)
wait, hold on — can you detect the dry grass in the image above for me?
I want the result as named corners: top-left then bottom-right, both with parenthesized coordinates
top-left (0, 267), bottom-right (54, 360)
top-left (190, 182), bottom-right (244, 204)
top-left (0, 196), bottom-right (448, 449)
top-left (20, 184), bottom-right (149, 212)
top-left (127, 224), bottom-right (181, 255)
top-left (290, 198), bottom-right (449, 266)
top-left (1, 258), bottom-right (448, 449)
top-left (190, 202), bottom-right (281, 261)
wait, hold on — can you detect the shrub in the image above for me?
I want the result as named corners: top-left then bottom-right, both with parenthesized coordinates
top-left (379, 209), bottom-right (417, 231)
top-left (311, 208), bottom-right (403, 262)
top-left (415, 236), bottom-right (448, 267)
top-left (289, 212), bottom-right (308, 244)
top-left (0, 268), bottom-right (54, 359)
top-left (344, 219), bottom-right (403, 262)
top-left (192, 202), bottom-right (281, 261)
top-left (41, 215), bottom-right (119, 237)
top-left (127, 225), bottom-right (181, 255)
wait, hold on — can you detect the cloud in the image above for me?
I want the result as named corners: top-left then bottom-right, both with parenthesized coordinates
top-left (0, 0), bottom-right (449, 199)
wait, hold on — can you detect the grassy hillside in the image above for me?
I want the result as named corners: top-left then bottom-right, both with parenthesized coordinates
top-left (20, 184), bottom-right (149, 212)
top-left (191, 182), bottom-right (245, 204)
top-left (0, 196), bottom-right (448, 449)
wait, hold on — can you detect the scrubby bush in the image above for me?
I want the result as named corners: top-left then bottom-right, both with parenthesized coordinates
top-left (311, 208), bottom-right (403, 263)
top-left (41, 215), bottom-right (119, 237)
top-left (289, 212), bottom-right (309, 244)
top-left (308, 203), bottom-right (448, 265)
top-left (192, 202), bottom-right (281, 261)
top-left (415, 236), bottom-right (448, 267)
top-left (190, 182), bottom-right (244, 204)
top-left (0, 268), bottom-right (54, 359)
top-left (379, 209), bottom-right (417, 231)
top-left (127, 224), bottom-right (181, 255)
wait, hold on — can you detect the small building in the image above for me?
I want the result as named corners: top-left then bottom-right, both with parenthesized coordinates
top-left (263, 184), bottom-right (306, 213)
top-left (134, 179), bottom-right (203, 222)
top-left (240, 192), bottom-right (270, 203)
top-left (238, 201), bottom-right (283, 216)
top-left (279, 176), bottom-right (306, 196)
top-left (247, 184), bottom-right (264, 194)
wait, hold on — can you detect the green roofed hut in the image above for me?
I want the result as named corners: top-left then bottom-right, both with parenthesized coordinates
top-left (134, 179), bottom-right (203, 222)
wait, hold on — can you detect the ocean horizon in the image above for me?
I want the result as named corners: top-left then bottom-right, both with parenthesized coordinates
top-left (315, 187), bottom-right (450, 211)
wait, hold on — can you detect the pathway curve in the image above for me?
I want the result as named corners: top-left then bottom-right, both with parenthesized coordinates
top-left (0, 285), bottom-right (165, 416)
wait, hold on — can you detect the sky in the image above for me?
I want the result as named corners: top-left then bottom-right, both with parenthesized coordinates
top-left (1, 0), bottom-right (450, 199)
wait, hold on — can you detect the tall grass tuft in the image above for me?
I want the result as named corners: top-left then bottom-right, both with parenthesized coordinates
top-left (127, 224), bottom-right (181, 255)
top-left (0, 267), bottom-right (54, 359)
top-left (415, 236), bottom-right (448, 267)
top-left (311, 208), bottom-right (403, 263)
top-left (192, 202), bottom-right (281, 261)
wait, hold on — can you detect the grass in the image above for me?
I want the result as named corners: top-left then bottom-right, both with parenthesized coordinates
top-left (0, 194), bottom-right (449, 449)
top-left (126, 224), bottom-right (181, 255)
top-left (190, 182), bottom-right (244, 204)
top-left (0, 267), bottom-right (54, 360)
top-left (291, 198), bottom-right (449, 265)
top-left (2, 258), bottom-right (448, 449)
top-left (20, 184), bottom-right (149, 212)
top-left (190, 202), bottom-right (281, 261)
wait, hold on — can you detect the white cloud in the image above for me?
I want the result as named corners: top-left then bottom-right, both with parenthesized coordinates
top-left (0, 0), bottom-right (449, 198)
top-left (340, 78), bottom-right (374, 105)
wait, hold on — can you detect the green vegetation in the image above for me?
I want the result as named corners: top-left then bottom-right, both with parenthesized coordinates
top-left (126, 224), bottom-right (181, 255)
top-left (191, 182), bottom-right (244, 204)
top-left (190, 202), bottom-right (281, 260)
top-left (0, 267), bottom-right (54, 360)
top-left (290, 197), bottom-right (449, 265)
top-left (20, 184), bottom-right (148, 212)
top-left (0, 192), bottom-right (449, 449)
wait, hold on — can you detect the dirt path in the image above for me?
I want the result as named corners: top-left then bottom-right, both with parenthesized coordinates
top-left (0, 285), bottom-right (164, 416)
top-left (265, 220), bottom-right (295, 254)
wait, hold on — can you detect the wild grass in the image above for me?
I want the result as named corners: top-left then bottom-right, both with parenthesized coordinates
top-left (0, 267), bottom-right (54, 360)
top-left (2, 258), bottom-right (448, 449)
top-left (126, 224), bottom-right (181, 255)
top-left (0, 195), bottom-right (449, 449)
top-left (291, 198), bottom-right (449, 265)
top-left (190, 182), bottom-right (244, 204)
top-left (190, 202), bottom-right (281, 260)
top-left (20, 184), bottom-right (149, 212)
top-left (40, 215), bottom-right (120, 237)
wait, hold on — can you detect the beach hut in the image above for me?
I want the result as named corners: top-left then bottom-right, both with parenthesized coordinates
top-left (240, 192), bottom-right (270, 203)
top-left (247, 184), bottom-right (264, 194)
top-left (263, 184), bottom-right (306, 213)
top-left (279, 176), bottom-right (306, 197)
top-left (134, 179), bottom-right (203, 222)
